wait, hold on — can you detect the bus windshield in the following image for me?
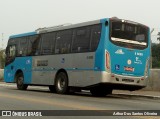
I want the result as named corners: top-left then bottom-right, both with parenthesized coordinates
top-left (110, 20), bottom-right (148, 49)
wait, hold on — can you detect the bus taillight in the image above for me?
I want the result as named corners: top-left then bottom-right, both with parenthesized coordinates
top-left (106, 51), bottom-right (110, 70)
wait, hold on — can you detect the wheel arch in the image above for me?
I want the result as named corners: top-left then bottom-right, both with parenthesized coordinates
top-left (14, 69), bottom-right (23, 82)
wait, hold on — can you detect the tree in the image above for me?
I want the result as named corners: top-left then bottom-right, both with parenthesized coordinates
top-left (151, 43), bottom-right (160, 68)
top-left (0, 50), bottom-right (5, 69)
top-left (157, 32), bottom-right (160, 42)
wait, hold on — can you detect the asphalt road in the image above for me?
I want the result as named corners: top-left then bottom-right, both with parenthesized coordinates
top-left (0, 83), bottom-right (160, 119)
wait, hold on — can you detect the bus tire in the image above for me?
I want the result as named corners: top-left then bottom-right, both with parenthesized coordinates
top-left (90, 87), bottom-right (112, 97)
top-left (16, 72), bottom-right (28, 90)
top-left (55, 72), bottom-right (69, 94)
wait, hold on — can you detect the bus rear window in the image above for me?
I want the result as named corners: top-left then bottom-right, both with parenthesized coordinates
top-left (110, 20), bottom-right (148, 49)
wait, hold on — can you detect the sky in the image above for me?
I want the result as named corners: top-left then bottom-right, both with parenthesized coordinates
top-left (0, 0), bottom-right (160, 49)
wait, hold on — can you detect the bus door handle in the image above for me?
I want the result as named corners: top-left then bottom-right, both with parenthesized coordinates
top-left (11, 66), bottom-right (14, 70)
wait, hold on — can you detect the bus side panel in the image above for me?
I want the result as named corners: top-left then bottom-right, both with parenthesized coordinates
top-left (69, 53), bottom-right (95, 87)
top-left (31, 53), bottom-right (95, 86)
top-left (4, 57), bottom-right (32, 84)
top-left (4, 64), bottom-right (15, 83)
top-left (31, 55), bottom-right (56, 85)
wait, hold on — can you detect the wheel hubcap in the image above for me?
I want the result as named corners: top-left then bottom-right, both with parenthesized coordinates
top-left (18, 77), bottom-right (23, 85)
top-left (57, 78), bottom-right (65, 90)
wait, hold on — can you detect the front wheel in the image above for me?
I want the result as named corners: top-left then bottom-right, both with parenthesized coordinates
top-left (55, 72), bottom-right (69, 94)
top-left (16, 73), bottom-right (28, 90)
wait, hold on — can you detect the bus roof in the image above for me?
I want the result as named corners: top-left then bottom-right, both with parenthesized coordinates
top-left (36, 19), bottom-right (104, 34)
top-left (9, 31), bottom-right (37, 39)
top-left (9, 18), bottom-right (111, 39)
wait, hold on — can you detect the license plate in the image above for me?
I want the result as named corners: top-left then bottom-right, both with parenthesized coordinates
top-left (124, 66), bottom-right (134, 72)
top-left (122, 79), bottom-right (134, 82)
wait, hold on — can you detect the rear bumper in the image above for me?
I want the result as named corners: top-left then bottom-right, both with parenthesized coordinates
top-left (112, 73), bottom-right (147, 85)
top-left (96, 71), bottom-right (148, 90)
top-left (80, 71), bottom-right (147, 91)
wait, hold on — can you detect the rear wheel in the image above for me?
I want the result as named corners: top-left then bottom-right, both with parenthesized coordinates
top-left (90, 87), bottom-right (112, 97)
top-left (16, 72), bottom-right (28, 90)
top-left (55, 72), bottom-right (69, 94)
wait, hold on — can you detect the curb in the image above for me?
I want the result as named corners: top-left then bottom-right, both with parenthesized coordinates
top-left (112, 93), bottom-right (160, 100)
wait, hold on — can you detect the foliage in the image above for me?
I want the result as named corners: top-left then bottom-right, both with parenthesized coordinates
top-left (0, 50), bottom-right (5, 69)
top-left (152, 43), bottom-right (160, 68)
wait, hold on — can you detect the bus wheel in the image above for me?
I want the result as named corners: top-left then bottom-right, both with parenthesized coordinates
top-left (55, 72), bottom-right (69, 94)
top-left (90, 87), bottom-right (112, 97)
top-left (49, 85), bottom-right (56, 93)
top-left (16, 73), bottom-right (28, 90)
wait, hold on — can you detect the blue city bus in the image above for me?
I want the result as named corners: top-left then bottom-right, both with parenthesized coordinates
top-left (4, 18), bottom-right (150, 96)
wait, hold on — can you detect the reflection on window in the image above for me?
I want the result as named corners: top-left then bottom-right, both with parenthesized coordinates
top-left (19, 38), bottom-right (28, 56)
top-left (55, 30), bottom-right (72, 54)
top-left (111, 22), bottom-right (147, 43)
top-left (90, 24), bottom-right (101, 51)
top-left (41, 32), bottom-right (56, 55)
top-left (111, 21), bottom-right (148, 49)
top-left (72, 26), bottom-right (91, 53)
top-left (135, 34), bottom-right (145, 42)
top-left (28, 35), bottom-right (40, 56)
top-left (9, 45), bottom-right (16, 57)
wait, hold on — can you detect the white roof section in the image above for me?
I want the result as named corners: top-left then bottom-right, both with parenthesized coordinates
top-left (36, 19), bottom-right (101, 34)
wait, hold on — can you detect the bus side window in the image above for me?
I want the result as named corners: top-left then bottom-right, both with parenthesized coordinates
top-left (55, 30), bottom-right (72, 54)
top-left (5, 45), bottom-right (16, 66)
top-left (19, 37), bottom-right (28, 56)
top-left (7, 38), bottom-right (19, 57)
top-left (90, 24), bottom-right (102, 51)
top-left (72, 26), bottom-right (91, 53)
top-left (27, 35), bottom-right (41, 56)
top-left (9, 45), bottom-right (16, 57)
top-left (41, 32), bottom-right (56, 55)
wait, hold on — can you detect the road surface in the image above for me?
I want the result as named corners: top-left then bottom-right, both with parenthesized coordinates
top-left (0, 83), bottom-right (159, 119)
